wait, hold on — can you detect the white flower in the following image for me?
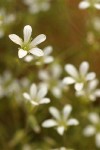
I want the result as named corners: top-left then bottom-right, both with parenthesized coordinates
top-left (36, 46), bottom-right (54, 65)
top-left (83, 112), bottom-right (100, 148)
top-left (63, 61), bottom-right (96, 91)
top-left (24, 46), bottom-right (54, 64)
top-left (79, 0), bottom-right (100, 10)
top-left (38, 63), bottom-right (64, 98)
top-left (23, 83), bottom-right (50, 106)
top-left (92, 17), bottom-right (100, 31)
top-left (9, 25), bottom-right (46, 58)
top-left (0, 70), bottom-right (21, 99)
top-left (24, 55), bottom-right (34, 62)
top-left (42, 104), bottom-right (79, 135)
top-left (76, 79), bottom-right (100, 101)
top-left (0, 8), bottom-right (15, 25)
top-left (23, 0), bottom-right (50, 14)
top-left (52, 147), bottom-right (73, 150)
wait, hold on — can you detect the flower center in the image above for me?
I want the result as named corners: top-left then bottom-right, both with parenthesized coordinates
top-left (21, 43), bottom-right (30, 51)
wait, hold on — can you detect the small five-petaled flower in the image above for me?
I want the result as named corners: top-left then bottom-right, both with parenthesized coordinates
top-left (9, 25), bottom-right (46, 58)
top-left (63, 61), bottom-right (96, 92)
top-left (83, 112), bottom-right (100, 148)
top-left (42, 104), bottom-right (79, 135)
top-left (23, 83), bottom-right (50, 106)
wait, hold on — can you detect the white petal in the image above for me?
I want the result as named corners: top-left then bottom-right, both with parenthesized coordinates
top-left (67, 118), bottom-right (79, 126)
top-left (37, 86), bottom-right (47, 99)
top-left (39, 98), bottom-right (50, 104)
top-left (42, 119), bottom-right (57, 128)
top-left (44, 56), bottom-right (54, 64)
top-left (63, 104), bottom-right (72, 120)
top-left (74, 83), bottom-right (84, 91)
top-left (78, 1), bottom-right (90, 9)
top-left (83, 125), bottom-right (96, 136)
top-left (30, 48), bottom-right (44, 56)
top-left (94, 3), bottom-right (100, 10)
top-left (51, 64), bottom-right (62, 79)
top-left (79, 61), bottom-right (89, 76)
top-left (23, 92), bottom-right (31, 100)
top-left (31, 34), bottom-right (46, 46)
top-left (49, 107), bottom-right (60, 120)
top-left (88, 113), bottom-right (99, 124)
top-left (56, 126), bottom-right (65, 135)
top-left (23, 25), bottom-right (32, 42)
top-left (38, 70), bottom-right (49, 80)
top-left (28, 100), bottom-right (38, 105)
top-left (24, 55), bottom-right (33, 62)
top-left (88, 79), bottom-right (99, 91)
top-left (62, 77), bottom-right (75, 85)
top-left (9, 34), bottom-right (22, 45)
top-left (30, 83), bottom-right (37, 98)
top-left (95, 133), bottom-right (100, 148)
top-left (51, 87), bottom-right (62, 98)
top-left (89, 94), bottom-right (96, 101)
top-left (65, 64), bottom-right (78, 79)
top-left (94, 89), bottom-right (100, 97)
top-left (44, 46), bottom-right (53, 55)
top-left (75, 90), bottom-right (84, 97)
top-left (18, 49), bottom-right (27, 58)
top-left (86, 72), bottom-right (96, 81)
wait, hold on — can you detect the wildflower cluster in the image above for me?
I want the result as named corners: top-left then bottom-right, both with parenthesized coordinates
top-left (1, 0), bottom-right (100, 149)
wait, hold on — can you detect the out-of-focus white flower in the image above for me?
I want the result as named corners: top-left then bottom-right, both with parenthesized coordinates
top-left (38, 63), bottom-right (64, 98)
top-left (9, 25), bottom-right (46, 58)
top-left (0, 8), bottom-right (15, 38)
top-left (92, 17), bottom-right (100, 31)
top-left (83, 112), bottom-right (100, 148)
top-left (42, 104), bottom-right (79, 135)
top-left (22, 144), bottom-right (32, 150)
top-left (20, 77), bottom-right (30, 88)
top-left (63, 61), bottom-right (96, 91)
top-left (79, 0), bottom-right (100, 10)
top-left (36, 46), bottom-right (54, 65)
top-left (23, 0), bottom-right (51, 14)
top-left (52, 147), bottom-right (73, 150)
top-left (24, 46), bottom-right (54, 64)
top-left (24, 55), bottom-right (34, 62)
top-left (7, 79), bottom-right (21, 95)
top-left (23, 83), bottom-right (50, 105)
top-left (0, 70), bottom-right (13, 98)
top-left (0, 70), bottom-right (21, 99)
top-left (76, 79), bottom-right (100, 101)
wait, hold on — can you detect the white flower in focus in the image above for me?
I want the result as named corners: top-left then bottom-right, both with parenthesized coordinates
top-left (76, 79), bottom-right (100, 101)
top-left (23, 83), bottom-right (50, 106)
top-left (83, 112), bottom-right (100, 148)
top-left (9, 25), bottom-right (46, 58)
top-left (63, 61), bottom-right (96, 91)
top-left (79, 0), bottom-right (100, 10)
top-left (23, 0), bottom-right (51, 14)
top-left (42, 104), bottom-right (79, 135)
